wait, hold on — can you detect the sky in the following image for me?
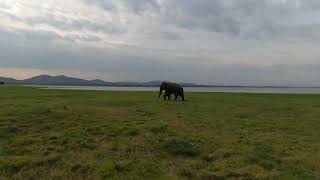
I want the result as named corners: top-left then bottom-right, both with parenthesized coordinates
top-left (1, 0), bottom-right (320, 86)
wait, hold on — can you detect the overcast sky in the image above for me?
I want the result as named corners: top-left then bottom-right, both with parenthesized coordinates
top-left (1, 0), bottom-right (320, 86)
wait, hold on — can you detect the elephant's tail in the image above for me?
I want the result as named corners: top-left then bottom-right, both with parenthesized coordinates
top-left (181, 89), bottom-right (185, 101)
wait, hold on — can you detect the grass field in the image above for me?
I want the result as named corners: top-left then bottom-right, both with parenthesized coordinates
top-left (0, 86), bottom-right (320, 179)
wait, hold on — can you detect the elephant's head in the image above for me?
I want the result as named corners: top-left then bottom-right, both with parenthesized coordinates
top-left (158, 82), bottom-right (167, 98)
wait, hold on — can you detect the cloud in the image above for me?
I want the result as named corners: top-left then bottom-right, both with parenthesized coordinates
top-left (0, 0), bottom-right (128, 44)
top-left (3, 0), bottom-right (320, 42)
top-left (84, 0), bottom-right (159, 14)
top-left (151, 0), bottom-right (320, 40)
top-left (1, 0), bottom-right (320, 86)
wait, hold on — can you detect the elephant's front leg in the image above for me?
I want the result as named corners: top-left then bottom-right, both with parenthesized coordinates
top-left (168, 93), bottom-right (172, 101)
top-left (164, 92), bottom-right (169, 101)
top-left (164, 92), bottom-right (170, 101)
top-left (174, 93), bottom-right (178, 101)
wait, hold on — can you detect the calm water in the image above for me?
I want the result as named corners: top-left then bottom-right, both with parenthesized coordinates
top-left (36, 85), bottom-right (320, 94)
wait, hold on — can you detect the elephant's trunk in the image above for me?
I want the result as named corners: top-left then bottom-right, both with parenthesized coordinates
top-left (158, 89), bottom-right (162, 98)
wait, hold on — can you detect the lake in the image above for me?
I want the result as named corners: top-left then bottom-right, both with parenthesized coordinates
top-left (35, 85), bottom-right (320, 94)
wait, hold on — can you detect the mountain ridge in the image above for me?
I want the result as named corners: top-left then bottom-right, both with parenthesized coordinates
top-left (0, 75), bottom-right (208, 87)
top-left (1, 75), bottom-right (312, 88)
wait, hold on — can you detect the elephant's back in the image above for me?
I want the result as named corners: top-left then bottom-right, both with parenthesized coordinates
top-left (168, 83), bottom-right (183, 89)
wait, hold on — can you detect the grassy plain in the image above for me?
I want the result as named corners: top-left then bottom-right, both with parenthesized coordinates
top-left (0, 86), bottom-right (320, 179)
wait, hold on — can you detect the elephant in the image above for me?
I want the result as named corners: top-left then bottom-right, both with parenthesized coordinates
top-left (158, 82), bottom-right (185, 101)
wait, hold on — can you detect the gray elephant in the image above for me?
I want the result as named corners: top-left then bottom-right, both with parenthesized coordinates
top-left (158, 82), bottom-right (185, 101)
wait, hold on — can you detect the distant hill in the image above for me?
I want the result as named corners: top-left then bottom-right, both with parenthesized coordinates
top-left (0, 75), bottom-right (208, 87)
top-left (0, 77), bottom-right (19, 84)
top-left (21, 75), bottom-right (114, 86)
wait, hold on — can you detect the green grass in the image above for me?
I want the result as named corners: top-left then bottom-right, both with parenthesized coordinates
top-left (0, 86), bottom-right (320, 179)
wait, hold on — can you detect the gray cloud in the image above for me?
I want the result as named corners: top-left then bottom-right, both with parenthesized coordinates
top-left (26, 16), bottom-right (125, 35)
top-left (158, 0), bottom-right (320, 39)
top-left (1, 28), bottom-right (320, 86)
top-left (83, 0), bottom-right (116, 11)
top-left (84, 0), bottom-right (159, 14)
top-left (157, 0), bottom-right (241, 36)
top-left (1, 0), bottom-right (320, 86)
top-left (85, 0), bottom-right (320, 39)
top-left (121, 0), bottom-right (159, 14)
top-left (158, 31), bottom-right (183, 40)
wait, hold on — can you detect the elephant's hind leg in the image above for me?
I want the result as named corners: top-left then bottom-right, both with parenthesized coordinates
top-left (174, 93), bottom-right (178, 101)
top-left (180, 92), bottom-right (185, 101)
